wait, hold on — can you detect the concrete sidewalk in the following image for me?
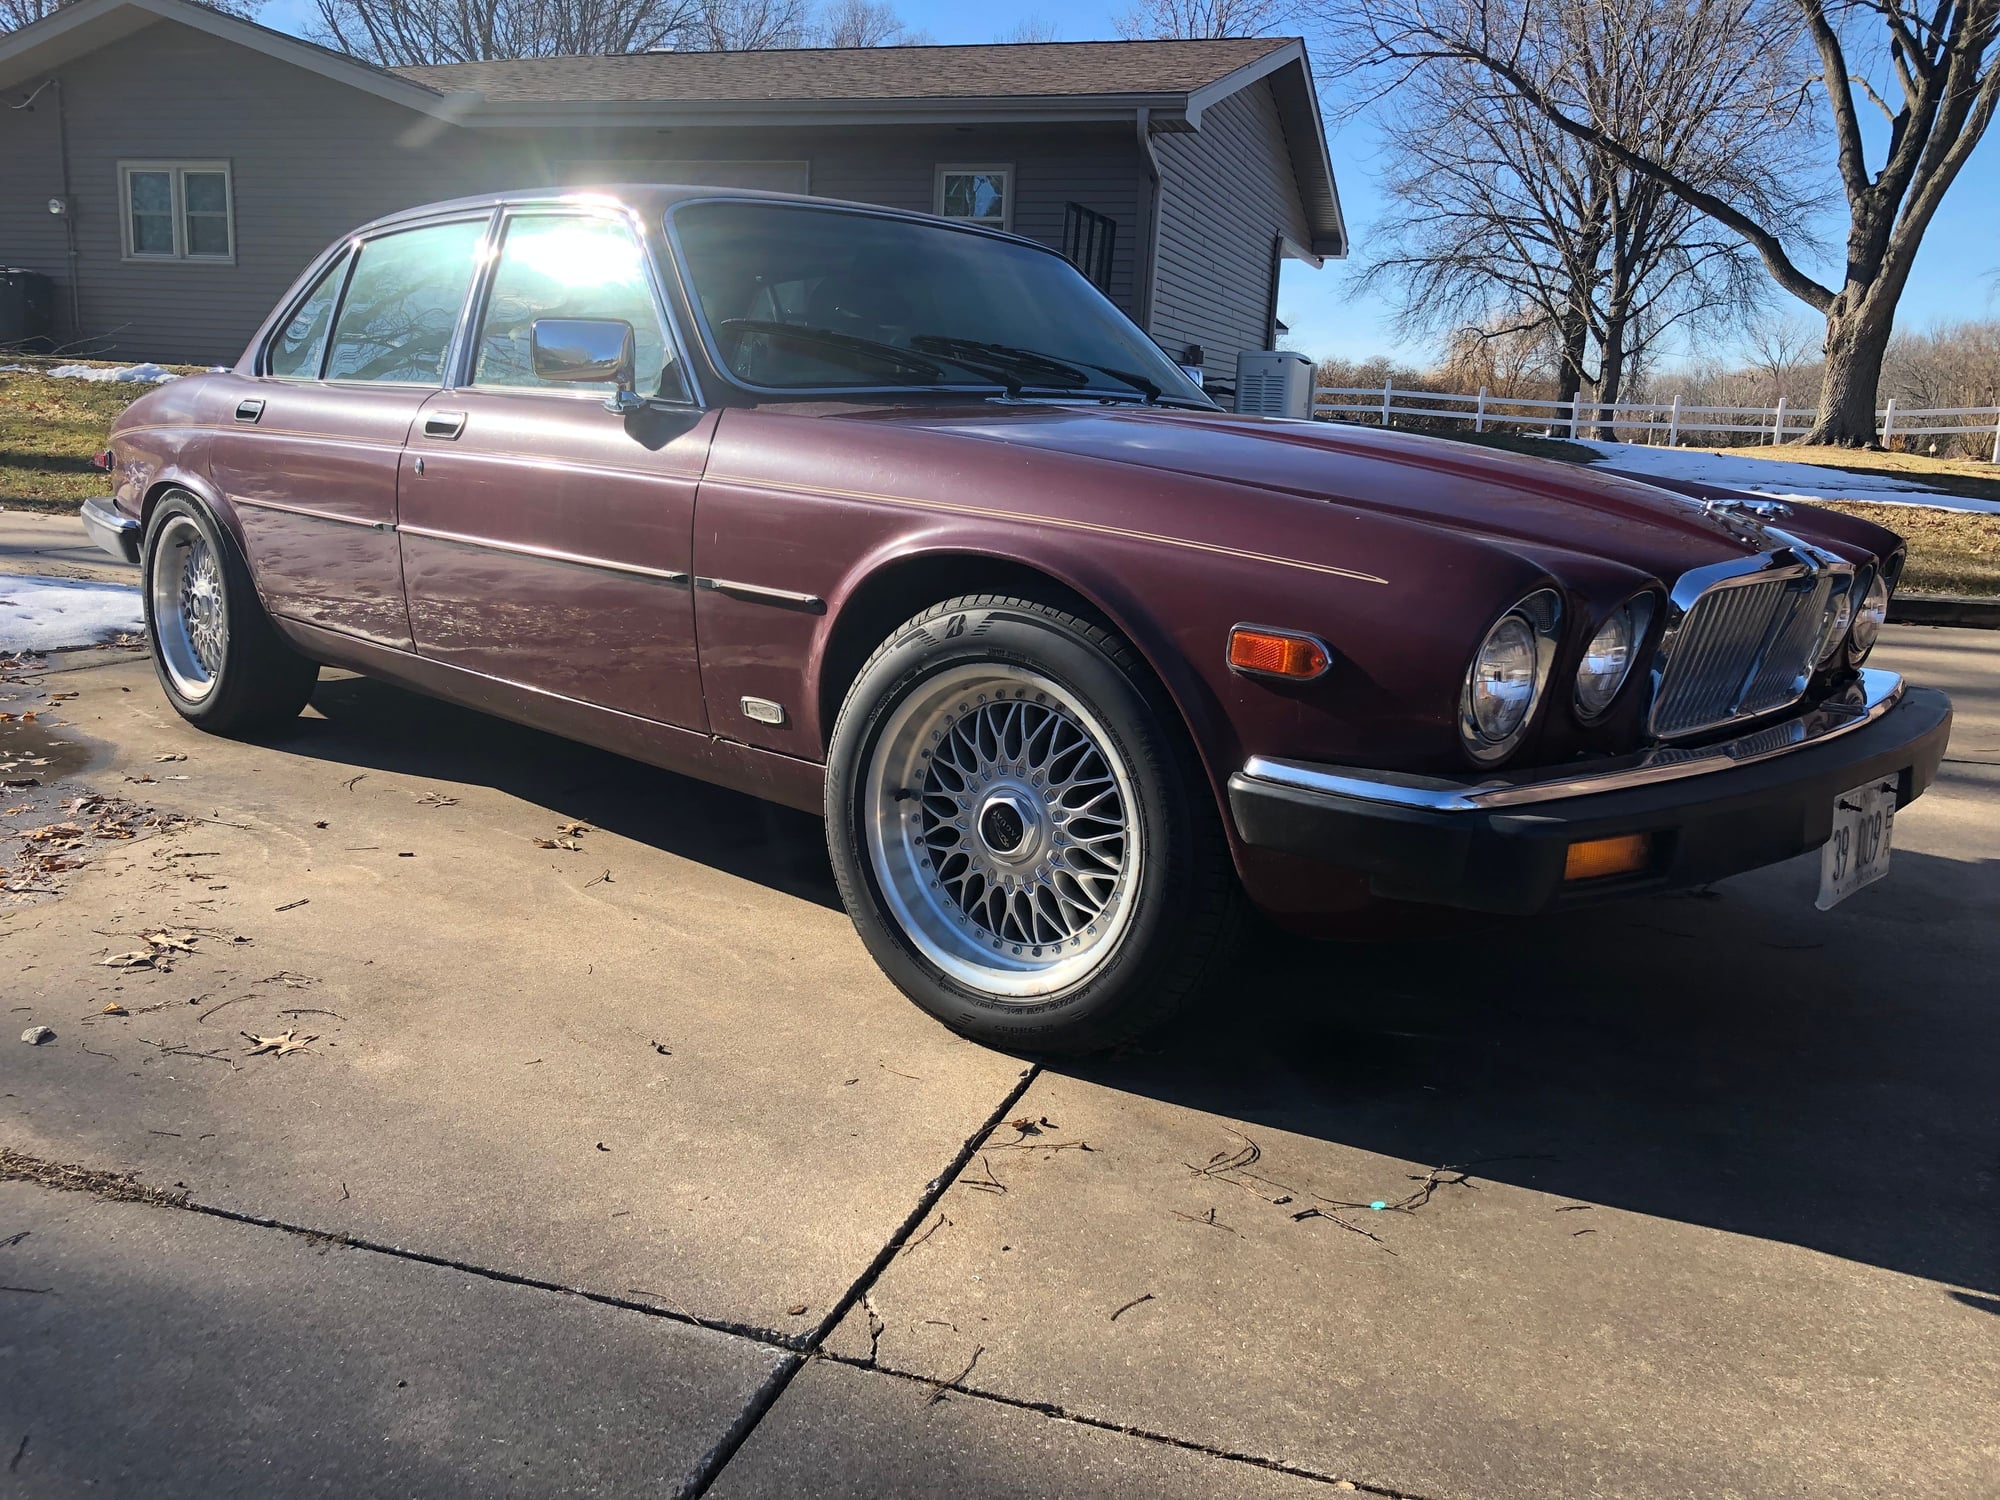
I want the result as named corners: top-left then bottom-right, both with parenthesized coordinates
top-left (3, 628), bottom-right (1997, 1498)
top-left (0, 506), bottom-right (135, 584)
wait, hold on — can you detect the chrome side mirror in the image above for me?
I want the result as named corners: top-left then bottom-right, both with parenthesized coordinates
top-left (531, 318), bottom-right (642, 414)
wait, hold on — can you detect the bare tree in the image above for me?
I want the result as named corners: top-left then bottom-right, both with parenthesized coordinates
top-left (663, 0), bottom-right (808, 48)
top-left (811, 0), bottom-right (923, 44)
top-left (312, 0), bottom-right (702, 62)
top-left (1115, 0), bottom-right (1286, 39)
top-left (1361, 34), bottom-right (1768, 434)
top-left (1311, 0), bottom-right (2000, 446)
top-left (996, 15), bottom-right (1062, 40)
top-left (4, 0), bottom-right (256, 29)
top-left (1746, 314), bottom-right (1819, 402)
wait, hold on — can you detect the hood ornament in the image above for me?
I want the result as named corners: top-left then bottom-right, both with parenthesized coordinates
top-left (1704, 496), bottom-right (1793, 520)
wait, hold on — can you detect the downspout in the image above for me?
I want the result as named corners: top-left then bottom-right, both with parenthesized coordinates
top-left (1134, 106), bottom-right (1162, 332)
top-left (7, 78), bottom-right (83, 344)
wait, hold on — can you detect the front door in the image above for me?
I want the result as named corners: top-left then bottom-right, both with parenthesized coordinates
top-left (397, 209), bottom-right (712, 731)
top-left (208, 217), bottom-right (492, 649)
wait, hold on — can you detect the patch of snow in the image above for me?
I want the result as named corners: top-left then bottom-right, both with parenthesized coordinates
top-left (1579, 440), bottom-right (2000, 515)
top-left (0, 574), bottom-right (143, 652)
top-left (43, 362), bottom-right (180, 384)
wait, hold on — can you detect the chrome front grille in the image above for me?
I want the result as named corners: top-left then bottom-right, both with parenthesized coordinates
top-left (1650, 564), bottom-right (1841, 740)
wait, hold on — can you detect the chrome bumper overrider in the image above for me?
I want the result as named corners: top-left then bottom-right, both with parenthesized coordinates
top-left (80, 496), bottom-right (141, 565)
top-left (1241, 669), bottom-right (1906, 814)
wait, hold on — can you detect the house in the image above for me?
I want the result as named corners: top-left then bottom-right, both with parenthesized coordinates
top-left (0, 0), bottom-right (1342, 396)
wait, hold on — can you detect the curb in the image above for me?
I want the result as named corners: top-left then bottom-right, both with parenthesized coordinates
top-left (1890, 594), bottom-right (2000, 629)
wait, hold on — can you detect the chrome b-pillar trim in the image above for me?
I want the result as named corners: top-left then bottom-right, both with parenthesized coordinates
top-left (1242, 669), bottom-right (1906, 814)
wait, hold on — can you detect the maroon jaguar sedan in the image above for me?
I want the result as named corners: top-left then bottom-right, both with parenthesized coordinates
top-left (82, 186), bottom-right (1951, 1052)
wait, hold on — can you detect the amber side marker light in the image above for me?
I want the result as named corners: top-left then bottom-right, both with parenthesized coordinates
top-left (1564, 833), bottom-right (1654, 882)
top-left (1228, 626), bottom-right (1331, 680)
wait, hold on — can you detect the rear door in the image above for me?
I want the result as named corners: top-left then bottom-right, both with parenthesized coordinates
top-left (398, 207), bottom-right (712, 730)
top-left (208, 216), bottom-right (492, 648)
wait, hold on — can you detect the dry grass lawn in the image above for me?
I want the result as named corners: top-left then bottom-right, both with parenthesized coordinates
top-left (1797, 500), bottom-right (2000, 598)
top-left (0, 368), bottom-right (177, 513)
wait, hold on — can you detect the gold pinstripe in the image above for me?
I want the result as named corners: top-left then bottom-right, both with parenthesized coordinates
top-left (705, 473), bottom-right (1391, 587)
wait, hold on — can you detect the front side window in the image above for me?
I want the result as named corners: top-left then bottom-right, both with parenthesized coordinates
top-left (265, 252), bottom-right (350, 379)
top-left (935, 166), bottom-right (1011, 229)
top-left (120, 161), bottom-right (234, 262)
top-left (671, 200), bottom-right (1209, 406)
top-left (323, 220), bottom-right (486, 385)
top-left (473, 214), bottom-right (688, 401)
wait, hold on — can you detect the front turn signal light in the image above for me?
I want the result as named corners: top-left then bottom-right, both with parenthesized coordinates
top-left (1563, 833), bottom-right (1654, 882)
top-left (1228, 626), bottom-right (1332, 680)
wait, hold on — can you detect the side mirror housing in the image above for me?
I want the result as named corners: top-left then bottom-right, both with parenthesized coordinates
top-left (530, 318), bottom-right (641, 413)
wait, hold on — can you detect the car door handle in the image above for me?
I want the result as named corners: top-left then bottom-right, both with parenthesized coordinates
top-left (423, 411), bottom-right (466, 440)
top-left (235, 398), bottom-right (264, 423)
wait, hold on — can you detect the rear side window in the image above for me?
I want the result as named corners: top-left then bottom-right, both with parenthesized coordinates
top-left (474, 214), bottom-right (689, 401)
top-left (324, 220), bottom-right (485, 385)
top-left (265, 252), bottom-right (349, 379)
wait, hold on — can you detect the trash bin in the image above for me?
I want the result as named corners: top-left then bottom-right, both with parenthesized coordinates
top-left (0, 267), bottom-right (56, 352)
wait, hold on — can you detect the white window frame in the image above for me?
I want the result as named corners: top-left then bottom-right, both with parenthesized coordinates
top-left (934, 164), bottom-right (1013, 231)
top-left (119, 160), bottom-right (235, 264)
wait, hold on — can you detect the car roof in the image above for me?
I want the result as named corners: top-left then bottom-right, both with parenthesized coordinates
top-left (348, 183), bottom-right (1051, 255)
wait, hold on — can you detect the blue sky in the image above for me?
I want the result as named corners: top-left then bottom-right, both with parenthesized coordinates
top-left (264, 0), bottom-right (2000, 370)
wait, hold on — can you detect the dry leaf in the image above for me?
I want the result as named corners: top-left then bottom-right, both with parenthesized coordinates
top-left (556, 822), bottom-right (589, 836)
top-left (154, 753), bottom-right (187, 762)
top-left (98, 950), bottom-right (156, 969)
top-left (533, 837), bottom-right (582, 851)
top-left (241, 1028), bottom-right (317, 1058)
top-left (142, 930), bottom-right (199, 953)
top-left (416, 791), bottom-right (458, 808)
top-left (100, 1003), bottom-right (129, 1016)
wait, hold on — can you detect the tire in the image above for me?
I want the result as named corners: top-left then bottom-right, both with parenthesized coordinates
top-left (825, 594), bottom-right (1242, 1054)
top-left (141, 492), bottom-right (318, 736)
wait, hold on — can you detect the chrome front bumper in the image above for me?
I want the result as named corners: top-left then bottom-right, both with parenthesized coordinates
top-left (80, 496), bottom-right (141, 565)
top-left (1227, 670), bottom-right (1951, 913)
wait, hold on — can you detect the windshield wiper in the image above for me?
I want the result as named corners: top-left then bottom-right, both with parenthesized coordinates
top-left (715, 320), bottom-right (1011, 390)
top-left (911, 337), bottom-right (1204, 407)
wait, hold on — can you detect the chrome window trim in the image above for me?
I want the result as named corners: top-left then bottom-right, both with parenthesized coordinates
top-left (1242, 668), bottom-right (1905, 814)
top-left (454, 201), bottom-right (704, 409)
top-left (1647, 543), bottom-right (1855, 741)
top-left (295, 212), bottom-right (500, 390)
top-left (397, 523), bottom-right (691, 584)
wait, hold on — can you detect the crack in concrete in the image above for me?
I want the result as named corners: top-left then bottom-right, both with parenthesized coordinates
top-left (672, 1060), bottom-right (1044, 1499)
top-left (5, 1064), bottom-right (1430, 1499)
top-left (811, 1348), bottom-right (1432, 1498)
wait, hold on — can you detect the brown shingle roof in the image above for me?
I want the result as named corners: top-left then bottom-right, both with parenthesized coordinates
top-left (393, 37), bottom-right (1291, 104)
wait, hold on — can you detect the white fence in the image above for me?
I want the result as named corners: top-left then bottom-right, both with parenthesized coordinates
top-left (1314, 383), bottom-right (2000, 461)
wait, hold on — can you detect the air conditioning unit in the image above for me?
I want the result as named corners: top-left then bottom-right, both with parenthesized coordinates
top-left (1234, 350), bottom-right (1315, 419)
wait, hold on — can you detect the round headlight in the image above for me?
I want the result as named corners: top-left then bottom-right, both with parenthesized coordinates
top-left (1574, 600), bottom-right (1648, 719)
top-left (1849, 570), bottom-right (1889, 661)
top-left (1467, 615), bottom-right (1540, 743)
top-left (1815, 580), bottom-right (1854, 663)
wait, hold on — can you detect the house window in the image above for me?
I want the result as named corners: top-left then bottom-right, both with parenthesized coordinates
top-left (120, 161), bottom-right (234, 262)
top-left (935, 166), bottom-right (1011, 230)
top-left (1062, 202), bottom-right (1116, 292)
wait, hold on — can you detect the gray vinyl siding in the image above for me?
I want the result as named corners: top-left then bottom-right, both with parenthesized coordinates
top-left (0, 26), bottom-right (520, 362)
top-left (1147, 80), bottom-right (1310, 394)
top-left (0, 21), bottom-right (1152, 361)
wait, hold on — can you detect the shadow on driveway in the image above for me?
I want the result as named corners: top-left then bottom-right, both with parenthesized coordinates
top-left (264, 668), bottom-right (1997, 1300)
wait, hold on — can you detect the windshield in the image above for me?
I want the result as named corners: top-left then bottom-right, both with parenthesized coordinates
top-left (669, 199), bottom-right (1211, 407)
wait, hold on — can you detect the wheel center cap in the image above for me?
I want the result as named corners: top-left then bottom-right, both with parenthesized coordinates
top-left (977, 792), bottom-right (1038, 860)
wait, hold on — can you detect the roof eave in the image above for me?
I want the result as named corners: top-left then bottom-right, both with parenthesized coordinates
top-left (459, 92), bottom-right (1193, 130)
top-left (0, 0), bottom-right (456, 116)
top-left (1188, 39), bottom-right (1347, 260)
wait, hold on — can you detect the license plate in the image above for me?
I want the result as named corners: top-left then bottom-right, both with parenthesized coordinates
top-left (1817, 776), bottom-right (1897, 910)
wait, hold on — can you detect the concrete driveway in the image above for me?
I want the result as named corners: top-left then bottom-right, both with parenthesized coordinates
top-left (2, 594), bottom-right (1995, 1497)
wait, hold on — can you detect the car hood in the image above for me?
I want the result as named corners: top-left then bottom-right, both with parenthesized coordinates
top-left (838, 404), bottom-right (1819, 580)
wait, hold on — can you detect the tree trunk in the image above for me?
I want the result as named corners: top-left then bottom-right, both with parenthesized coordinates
top-left (1806, 289), bottom-right (1897, 446)
top-left (1594, 313), bottom-right (1628, 440)
top-left (1555, 306), bottom-right (1589, 410)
